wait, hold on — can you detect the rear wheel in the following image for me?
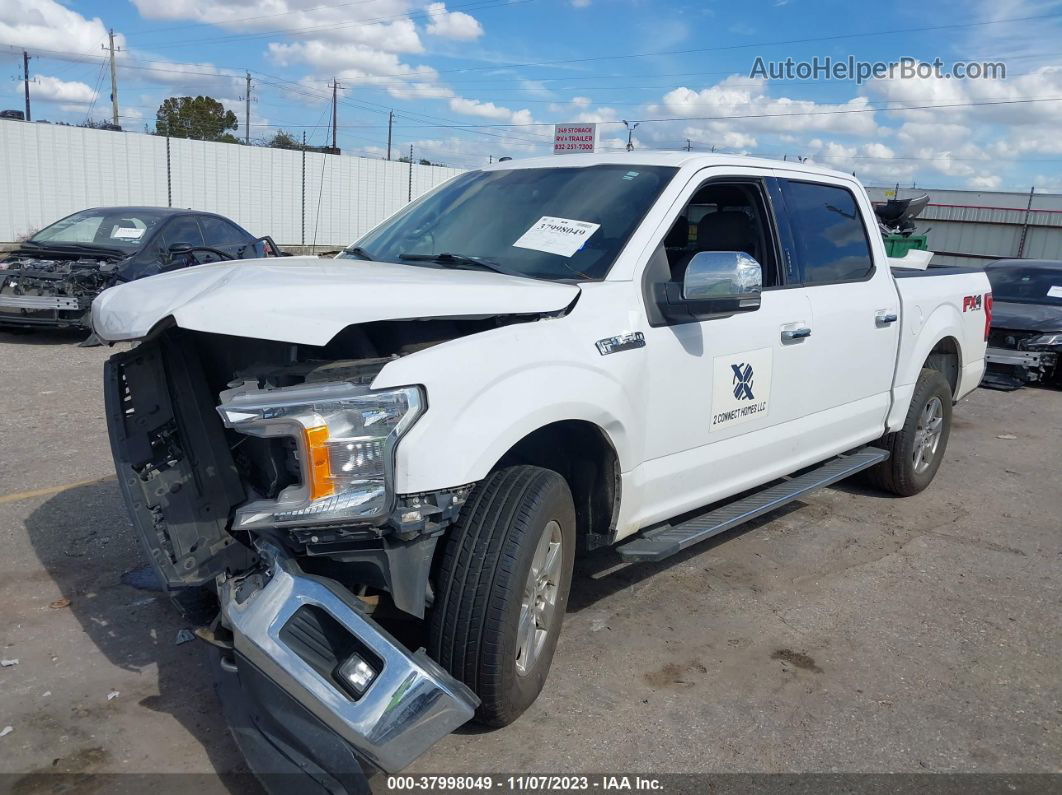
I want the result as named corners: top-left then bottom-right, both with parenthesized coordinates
top-left (428, 465), bottom-right (575, 727)
top-left (867, 368), bottom-right (952, 496)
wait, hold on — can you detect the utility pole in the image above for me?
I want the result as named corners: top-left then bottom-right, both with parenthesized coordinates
top-left (103, 29), bottom-right (120, 127)
top-left (330, 77), bottom-right (340, 151)
top-left (245, 71), bottom-right (252, 144)
top-left (684, 138), bottom-right (691, 152)
top-left (22, 51), bottom-right (31, 122)
top-left (386, 110), bottom-right (393, 160)
top-left (622, 120), bottom-right (640, 152)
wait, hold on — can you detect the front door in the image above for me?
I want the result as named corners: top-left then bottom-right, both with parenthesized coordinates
top-left (630, 170), bottom-right (817, 531)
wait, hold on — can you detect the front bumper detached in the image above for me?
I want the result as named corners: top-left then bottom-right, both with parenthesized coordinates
top-left (984, 345), bottom-right (1059, 389)
top-left (220, 546), bottom-right (478, 774)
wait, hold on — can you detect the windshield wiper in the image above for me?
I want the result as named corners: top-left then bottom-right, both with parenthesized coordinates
top-left (398, 252), bottom-right (511, 276)
top-left (341, 246), bottom-right (375, 260)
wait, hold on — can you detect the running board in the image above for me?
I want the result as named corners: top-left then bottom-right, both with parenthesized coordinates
top-left (616, 448), bottom-right (889, 562)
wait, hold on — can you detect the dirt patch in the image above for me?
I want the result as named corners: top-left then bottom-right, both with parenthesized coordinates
top-left (643, 660), bottom-right (708, 687)
top-left (770, 648), bottom-right (823, 673)
top-left (11, 746), bottom-right (110, 795)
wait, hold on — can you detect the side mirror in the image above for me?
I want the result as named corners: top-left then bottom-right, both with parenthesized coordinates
top-left (654, 251), bottom-right (763, 324)
top-left (683, 251), bottom-right (762, 301)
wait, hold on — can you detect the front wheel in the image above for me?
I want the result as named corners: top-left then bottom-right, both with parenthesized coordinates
top-left (428, 465), bottom-right (575, 727)
top-left (866, 367), bottom-right (953, 496)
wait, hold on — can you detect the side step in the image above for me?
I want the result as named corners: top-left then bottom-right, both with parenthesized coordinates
top-left (616, 447), bottom-right (889, 562)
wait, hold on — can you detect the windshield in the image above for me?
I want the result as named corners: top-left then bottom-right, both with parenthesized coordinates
top-left (986, 264), bottom-right (1062, 306)
top-left (342, 164), bottom-right (676, 280)
top-left (30, 209), bottom-right (169, 251)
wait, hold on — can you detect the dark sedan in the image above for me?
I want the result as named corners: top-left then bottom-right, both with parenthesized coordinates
top-left (0, 207), bottom-right (281, 330)
top-left (983, 259), bottom-right (1062, 389)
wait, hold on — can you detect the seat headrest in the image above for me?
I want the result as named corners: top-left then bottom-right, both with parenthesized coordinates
top-left (696, 210), bottom-right (755, 253)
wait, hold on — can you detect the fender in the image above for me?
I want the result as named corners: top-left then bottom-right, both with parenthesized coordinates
top-left (887, 302), bottom-right (964, 431)
top-left (371, 316), bottom-right (642, 495)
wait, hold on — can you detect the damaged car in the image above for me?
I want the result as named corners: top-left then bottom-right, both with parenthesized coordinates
top-left (0, 207), bottom-right (281, 331)
top-left (983, 259), bottom-right (1062, 389)
top-left (91, 154), bottom-right (989, 792)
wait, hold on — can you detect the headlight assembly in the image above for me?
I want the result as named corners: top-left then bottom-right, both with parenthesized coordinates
top-left (217, 380), bottom-right (424, 529)
top-left (1024, 332), bottom-right (1062, 349)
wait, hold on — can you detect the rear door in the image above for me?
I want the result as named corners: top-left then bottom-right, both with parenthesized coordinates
top-left (198, 215), bottom-right (258, 259)
top-left (771, 171), bottom-right (900, 446)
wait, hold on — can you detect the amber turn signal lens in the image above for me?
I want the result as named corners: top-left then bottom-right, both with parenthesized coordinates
top-left (304, 425), bottom-right (335, 500)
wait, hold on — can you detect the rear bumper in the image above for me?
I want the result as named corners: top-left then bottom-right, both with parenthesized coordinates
top-left (220, 545), bottom-right (478, 774)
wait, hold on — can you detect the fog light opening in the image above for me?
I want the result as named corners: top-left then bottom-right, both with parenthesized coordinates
top-left (336, 652), bottom-right (377, 698)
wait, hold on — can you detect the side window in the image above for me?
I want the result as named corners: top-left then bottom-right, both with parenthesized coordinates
top-left (660, 181), bottom-right (780, 287)
top-left (199, 216), bottom-right (250, 247)
top-left (780, 181), bottom-right (873, 284)
top-left (161, 216), bottom-right (206, 248)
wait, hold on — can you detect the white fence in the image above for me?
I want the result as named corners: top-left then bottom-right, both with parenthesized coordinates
top-left (0, 121), bottom-right (464, 246)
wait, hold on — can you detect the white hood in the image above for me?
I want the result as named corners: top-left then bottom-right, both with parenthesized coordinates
top-left (91, 256), bottom-right (580, 345)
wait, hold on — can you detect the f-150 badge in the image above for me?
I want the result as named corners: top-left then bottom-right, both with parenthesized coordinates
top-left (711, 348), bottom-right (771, 431)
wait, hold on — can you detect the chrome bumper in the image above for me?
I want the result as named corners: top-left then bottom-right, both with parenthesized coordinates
top-left (0, 294), bottom-right (81, 311)
top-left (220, 547), bottom-right (478, 773)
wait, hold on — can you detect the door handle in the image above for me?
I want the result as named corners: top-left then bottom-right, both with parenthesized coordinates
top-left (781, 327), bottom-right (812, 341)
top-left (876, 312), bottom-right (899, 326)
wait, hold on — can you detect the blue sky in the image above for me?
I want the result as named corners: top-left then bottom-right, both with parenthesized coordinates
top-left (2, 0), bottom-right (1061, 189)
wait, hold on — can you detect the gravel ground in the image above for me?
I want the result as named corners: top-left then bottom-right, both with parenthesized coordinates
top-left (0, 328), bottom-right (1059, 791)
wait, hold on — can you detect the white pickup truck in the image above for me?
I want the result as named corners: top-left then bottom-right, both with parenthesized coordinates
top-left (93, 153), bottom-right (990, 789)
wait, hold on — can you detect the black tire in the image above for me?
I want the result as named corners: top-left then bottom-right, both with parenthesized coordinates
top-left (428, 465), bottom-right (576, 727)
top-left (866, 368), bottom-right (953, 496)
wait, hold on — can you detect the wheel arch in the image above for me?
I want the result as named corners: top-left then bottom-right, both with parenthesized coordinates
top-left (493, 420), bottom-right (621, 552)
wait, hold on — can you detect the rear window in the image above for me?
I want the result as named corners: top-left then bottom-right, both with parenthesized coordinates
top-left (986, 265), bottom-right (1062, 305)
top-left (781, 181), bottom-right (874, 284)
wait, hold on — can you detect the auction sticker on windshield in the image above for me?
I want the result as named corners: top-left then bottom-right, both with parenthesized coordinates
top-left (1048, 285), bottom-right (1062, 298)
top-left (513, 216), bottom-right (601, 258)
top-left (112, 227), bottom-right (145, 239)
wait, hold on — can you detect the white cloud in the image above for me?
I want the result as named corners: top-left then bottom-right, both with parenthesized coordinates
top-left (570, 0), bottom-right (592, 7)
top-left (967, 175), bottom-right (1003, 190)
top-left (425, 3), bottom-right (484, 40)
top-left (270, 42), bottom-right (436, 84)
top-left (130, 0), bottom-right (422, 50)
top-left (661, 75), bottom-right (880, 136)
top-left (0, 0), bottom-right (118, 54)
top-left (33, 75), bottom-right (97, 104)
top-left (448, 97), bottom-right (534, 125)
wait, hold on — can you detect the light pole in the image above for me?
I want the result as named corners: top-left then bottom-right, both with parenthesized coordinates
top-left (622, 119), bottom-right (640, 152)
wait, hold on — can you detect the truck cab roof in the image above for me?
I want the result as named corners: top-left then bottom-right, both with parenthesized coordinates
top-left (482, 151), bottom-right (859, 183)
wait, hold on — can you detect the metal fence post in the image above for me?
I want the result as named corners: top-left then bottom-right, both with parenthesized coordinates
top-left (1016, 186), bottom-right (1035, 258)
top-left (165, 136), bottom-right (172, 207)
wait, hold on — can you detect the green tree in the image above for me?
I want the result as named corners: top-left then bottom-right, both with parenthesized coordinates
top-left (265, 130), bottom-right (302, 150)
top-left (154, 96), bottom-right (239, 142)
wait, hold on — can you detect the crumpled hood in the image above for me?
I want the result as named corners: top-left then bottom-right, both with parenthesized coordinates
top-left (91, 256), bottom-right (579, 345)
top-left (991, 300), bottom-right (1062, 333)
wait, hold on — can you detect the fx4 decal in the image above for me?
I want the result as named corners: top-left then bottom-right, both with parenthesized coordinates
top-left (963, 294), bottom-right (984, 312)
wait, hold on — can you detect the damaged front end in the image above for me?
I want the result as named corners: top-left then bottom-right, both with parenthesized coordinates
top-left (104, 327), bottom-right (482, 787)
top-left (984, 329), bottom-right (1061, 390)
top-left (0, 248), bottom-right (123, 329)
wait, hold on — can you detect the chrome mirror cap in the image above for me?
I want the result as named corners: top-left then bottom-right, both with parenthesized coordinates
top-left (682, 251), bottom-right (763, 301)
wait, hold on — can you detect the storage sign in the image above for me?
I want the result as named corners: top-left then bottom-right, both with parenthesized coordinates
top-left (553, 123), bottom-right (597, 155)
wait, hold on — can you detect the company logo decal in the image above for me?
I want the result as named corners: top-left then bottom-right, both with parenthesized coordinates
top-left (731, 363), bottom-right (755, 400)
top-left (711, 348), bottom-right (772, 431)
